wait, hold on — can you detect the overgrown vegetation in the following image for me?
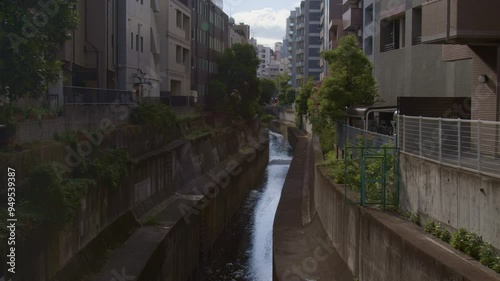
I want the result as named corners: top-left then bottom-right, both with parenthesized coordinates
top-left (325, 144), bottom-right (397, 205)
top-left (304, 35), bottom-right (378, 154)
top-left (260, 114), bottom-right (277, 123)
top-left (0, 164), bottom-right (96, 250)
top-left (74, 147), bottom-right (133, 189)
top-left (207, 43), bottom-right (261, 118)
top-left (420, 221), bottom-right (500, 273)
top-left (0, 0), bottom-right (79, 99)
top-left (424, 220), bottom-right (451, 243)
top-left (130, 101), bottom-right (177, 134)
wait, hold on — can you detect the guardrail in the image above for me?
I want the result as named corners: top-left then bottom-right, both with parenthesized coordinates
top-left (64, 86), bottom-right (135, 105)
top-left (398, 115), bottom-right (500, 178)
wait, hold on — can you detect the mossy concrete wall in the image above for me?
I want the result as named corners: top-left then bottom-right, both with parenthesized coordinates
top-left (1, 119), bottom-right (268, 281)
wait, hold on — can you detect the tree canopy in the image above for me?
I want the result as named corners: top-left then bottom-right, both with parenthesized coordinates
top-left (259, 78), bottom-right (276, 105)
top-left (305, 35), bottom-right (378, 152)
top-left (207, 43), bottom-right (261, 118)
top-left (0, 0), bottom-right (78, 99)
top-left (311, 35), bottom-right (378, 123)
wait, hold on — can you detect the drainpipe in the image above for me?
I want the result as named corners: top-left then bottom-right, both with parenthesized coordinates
top-left (496, 47), bottom-right (500, 156)
top-left (446, 0), bottom-right (451, 43)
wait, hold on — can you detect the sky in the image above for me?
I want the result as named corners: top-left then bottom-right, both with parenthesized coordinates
top-left (222, 0), bottom-right (301, 49)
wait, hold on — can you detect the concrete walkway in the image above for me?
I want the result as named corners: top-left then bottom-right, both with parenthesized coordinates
top-left (273, 128), bottom-right (353, 281)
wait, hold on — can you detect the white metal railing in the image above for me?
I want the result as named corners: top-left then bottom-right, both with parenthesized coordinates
top-left (398, 115), bottom-right (500, 178)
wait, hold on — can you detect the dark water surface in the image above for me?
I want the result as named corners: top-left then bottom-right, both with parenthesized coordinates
top-left (205, 131), bottom-right (292, 281)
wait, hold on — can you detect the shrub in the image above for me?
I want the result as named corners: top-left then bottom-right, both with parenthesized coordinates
top-left (479, 243), bottom-right (497, 268)
top-left (450, 228), bottom-right (469, 252)
top-left (260, 114), bottom-right (276, 123)
top-left (434, 224), bottom-right (451, 243)
top-left (76, 148), bottom-right (132, 189)
top-left (424, 220), bottom-right (436, 234)
top-left (131, 102), bottom-right (176, 134)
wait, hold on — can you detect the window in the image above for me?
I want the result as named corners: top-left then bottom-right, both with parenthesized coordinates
top-left (176, 46), bottom-right (182, 63)
top-left (131, 32), bottom-right (134, 49)
top-left (365, 4), bottom-right (374, 26)
top-left (136, 34), bottom-right (139, 51)
top-left (176, 10), bottom-right (182, 28)
top-left (140, 36), bottom-right (143, 52)
top-left (412, 8), bottom-right (422, 45)
top-left (380, 16), bottom-right (406, 52)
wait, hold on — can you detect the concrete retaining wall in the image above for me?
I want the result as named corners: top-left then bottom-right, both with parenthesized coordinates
top-left (399, 152), bottom-right (500, 249)
top-left (4, 119), bottom-right (267, 281)
top-left (313, 136), bottom-right (500, 281)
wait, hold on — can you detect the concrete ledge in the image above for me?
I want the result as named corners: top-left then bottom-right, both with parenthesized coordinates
top-left (273, 128), bottom-right (353, 281)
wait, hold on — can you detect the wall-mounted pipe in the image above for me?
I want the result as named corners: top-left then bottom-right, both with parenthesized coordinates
top-left (446, 0), bottom-right (451, 43)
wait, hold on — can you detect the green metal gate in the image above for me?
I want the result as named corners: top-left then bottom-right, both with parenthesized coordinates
top-left (343, 146), bottom-right (399, 209)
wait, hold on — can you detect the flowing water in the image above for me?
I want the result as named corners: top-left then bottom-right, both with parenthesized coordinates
top-left (206, 131), bottom-right (292, 281)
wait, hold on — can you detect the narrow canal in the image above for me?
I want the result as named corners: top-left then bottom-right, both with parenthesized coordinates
top-left (205, 131), bottom-right (292, 281)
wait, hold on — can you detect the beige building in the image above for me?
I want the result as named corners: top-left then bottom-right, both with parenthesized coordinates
top-left (160, 0), bottom-right (191, 97)
top-left (53, 0), bottom-right (192, 101)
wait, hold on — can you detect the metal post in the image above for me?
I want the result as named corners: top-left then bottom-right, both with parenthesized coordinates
top-left (438, 118), bottom-right (442, 162)
top-left (477, 120), bottom-right (481, 171)
top-left (458, 119), bottom-right (461, 167)
top-left (419, 116), bottom-right (422, 157)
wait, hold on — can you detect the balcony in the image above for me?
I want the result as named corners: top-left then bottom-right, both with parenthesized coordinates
top-left (297, 23), bottom-right (305, 29)
top-left (320, 14), bottom-right (324, 25)
top-left (320, 29), bottom-right (324, 39)
top-left (296, 61), bottom-right (304, 67)
top-left (422, 0), bottom-right (500, 44)
top-left (320, 1), bottom-right (324, 11)
top-left (342, 7), bottom-right (362, 31)
top-left (296, 36), bottom-right (304, 42)
top-left (296, 48), bottom-right (304, 54)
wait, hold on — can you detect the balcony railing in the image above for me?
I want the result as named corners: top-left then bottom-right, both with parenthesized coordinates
top-left (63, 87), bottom-right (136, 105)
top-left (381, 43), bottom-right (395, 52)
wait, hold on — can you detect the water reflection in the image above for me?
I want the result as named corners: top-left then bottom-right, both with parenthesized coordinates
top-left (206, 131), bottom-right (292, 281)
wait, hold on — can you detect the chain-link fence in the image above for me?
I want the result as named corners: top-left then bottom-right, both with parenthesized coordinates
top-left (399, 115), bottom-right (500, 178)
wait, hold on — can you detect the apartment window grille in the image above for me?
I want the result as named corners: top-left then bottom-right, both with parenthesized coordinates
top-left (136, 34), bottom-right (139, 51)
top-left (131, 32), bottom-right (134, 49)
top-left (140, 36), bottom-right (144, 53)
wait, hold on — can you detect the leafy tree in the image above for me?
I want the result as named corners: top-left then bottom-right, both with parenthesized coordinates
top-left (209, 43), bottom-right (261, 117)
top-left (295, 77), bottom-right (315, 115)
top-left (317, 35), bottom-right (378, 122)
top-left (285, 88), bottom-right (296, 105)
top-left (259, 78), bottom-right (276, 105)
top-left (307, 35), bottom-right (378, 153)
top-left (274, 72), bottom-right (290, 98)
top-left (0, 0), bottom-right (79, 99)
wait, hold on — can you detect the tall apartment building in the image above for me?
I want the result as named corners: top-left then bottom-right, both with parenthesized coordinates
top-left (190, 0), bottom-right (229, 105)
top-left (286, 9), bottom-right (299, 87)
top-left (294, 0), bottom-right (322, 87)
top-left (257, 45), bottom-right (272, 78)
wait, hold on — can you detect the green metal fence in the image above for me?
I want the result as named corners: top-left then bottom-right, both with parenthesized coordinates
top-left (343, 146), bottom-right (399, 209)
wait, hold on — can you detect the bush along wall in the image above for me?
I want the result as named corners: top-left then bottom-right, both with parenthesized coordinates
top-left (423, 220), bottom-right (500, 273)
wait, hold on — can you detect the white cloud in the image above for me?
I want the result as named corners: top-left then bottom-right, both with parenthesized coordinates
top-left (232, 8), bottom-right (290, 30)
